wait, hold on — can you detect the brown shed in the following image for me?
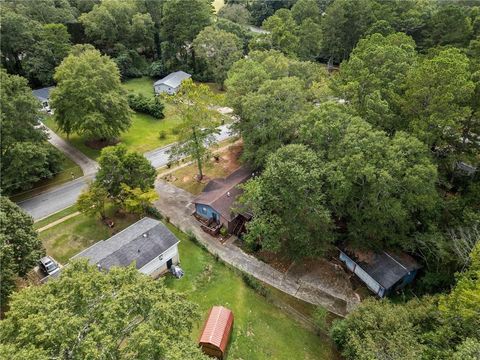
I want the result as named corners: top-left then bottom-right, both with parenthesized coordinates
top-left (198, 306), bottom-right (234, 359)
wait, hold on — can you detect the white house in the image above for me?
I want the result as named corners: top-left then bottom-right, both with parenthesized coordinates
top-left (153, 71), bottom-right (191, 95)
top-left (73, 217), bottom-right (180, 278)
top-left (32, 86), bottom-right (55, 112)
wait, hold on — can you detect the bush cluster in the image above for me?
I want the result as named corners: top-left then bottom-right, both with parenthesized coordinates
top-left (127, 93), bottom-right (165, 119)
top-left (241, 273), bottom-right (269, 297)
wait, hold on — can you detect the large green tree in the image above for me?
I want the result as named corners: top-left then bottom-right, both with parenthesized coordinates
top-left (0, 197), bottom-right (44, 307)
top-left (12, 0), bottom-right (76, 24)
top-left (167, 79), bottom-right (222, 180)
top-left (95, 145), bottom-right (156, 198)
top-left (51, 48), bottom-right (131, 141)
top-left (0, 70), bottom-right (62, 194)
top-left (321, 0), bottom-right (375, 62)
top-left (300, 103), bottom-right (440, 249)
top-left (240, 76), bottom-right (309, 168)
top-left (193, 26), bottom-right (243, 88)
top-left (403, 48), bottom-right (476, 161)
top-left (332, 32), bottom-right (417, 134)
top-left (23, 24), bottom-right (71, 86)
top-left (240, 144), bottom-right (333, 259)
top-left (79, 0), bottom-right (154, 54)
top-left (161, 0), bottom-right (212, 70)
top-left (0, 261), bottom-right (208, 359)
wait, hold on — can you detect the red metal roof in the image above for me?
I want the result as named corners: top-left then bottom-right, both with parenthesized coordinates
top-left (198, 306), bottom-right (234, 353)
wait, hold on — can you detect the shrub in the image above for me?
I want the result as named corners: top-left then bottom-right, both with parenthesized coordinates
top-left (241, 273), bottom-right (269, 297)
top-left (159, 130), bottom-right (167, 140)
top-left (145, 205), bottom-right (162, 220)
top-left (313, 306), bottom-right (328, 333)
top-left (171, 127), bottom-right (180, 135)
top-left (220, 226), bottom-right (228, 237)
top-left (149, 61), bottom-right (166, 78)
top-left (127, 93), bottom-right (165, 119)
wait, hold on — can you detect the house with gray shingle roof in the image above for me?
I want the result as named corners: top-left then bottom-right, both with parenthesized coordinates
top-left (32, 86), bottom-right (55, 112)
top-left (154, 71), bottom-right (191, 95)
top-left (73, 217), bottom-right (180, 278)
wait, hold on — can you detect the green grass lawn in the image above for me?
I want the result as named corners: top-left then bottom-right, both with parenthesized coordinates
top-left (34, 205), bottom-right (79, 229)
top-left (11, 148), bottom-right (83, 202)
top-left (164, 226), bottom-right (340, 360)
top-left (37, 204), bottom-right (338, 358)
top-left (44, 77), bottom-right (226, 160)
top-left (38, 206), bottom-right (139, 264)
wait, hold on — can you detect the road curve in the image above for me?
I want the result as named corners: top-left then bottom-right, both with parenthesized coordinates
top-left (18, 124), bottom-right (233, 221)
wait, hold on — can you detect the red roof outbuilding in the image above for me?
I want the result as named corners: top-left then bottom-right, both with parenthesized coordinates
top-left (198, 306), bottom-right (234, 359)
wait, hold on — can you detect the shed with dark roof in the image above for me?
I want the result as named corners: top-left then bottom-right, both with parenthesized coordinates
top-left (72, 217), bottom-right (180, 278)
top-left (198, 306), bottom-right (234, 359)
top-left (339, 247), bottom-right (421, 297)
top-left (193, 167), bottom-right (252, 234)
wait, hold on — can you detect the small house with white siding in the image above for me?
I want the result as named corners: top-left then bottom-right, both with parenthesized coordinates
top-left (73, 217), bottom-right (179, 278)
top-left (154, 71), bottom-right (191, 95)
top-left (339, 247), bottom-right (421, 298)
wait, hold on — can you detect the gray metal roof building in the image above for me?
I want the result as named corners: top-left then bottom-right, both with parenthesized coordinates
top-left (154, 71), bottom-right (191, 88)
top-left (73, 217), bottom-right (180, 274)
top-left (32, 86), bottom-right (55, 102)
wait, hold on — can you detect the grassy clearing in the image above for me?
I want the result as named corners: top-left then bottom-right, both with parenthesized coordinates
top-left (164, 226), bottom-right (339, 359)
top-left (38, 205), bottom-right (139, 264)
top-left (11, 149), bottom-right (83, 202)
top-left (44, 77), bottom-right (227, 159)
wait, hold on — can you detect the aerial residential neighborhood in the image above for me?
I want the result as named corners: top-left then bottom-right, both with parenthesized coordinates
top-left (0, 0), bottom-right (479, 359)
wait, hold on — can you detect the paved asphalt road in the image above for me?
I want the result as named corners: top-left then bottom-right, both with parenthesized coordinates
top-left (18, 124), bottom-right (233, 221)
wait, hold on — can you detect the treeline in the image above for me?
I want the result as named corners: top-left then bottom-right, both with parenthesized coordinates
top-left (228, 0), bottom-right (480, 63)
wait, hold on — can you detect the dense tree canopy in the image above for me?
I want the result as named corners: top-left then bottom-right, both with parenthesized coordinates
top-left (240, 144), bottom-right (333, 259)
top-left (0, 197), bottom-right (44, 307)
top-left (300, 103), bottom-right (440, 249)
top-left (0, 70), bottom-right (62, 194)
top-left (79, 0), bottom-right (154, 55)
top-left (24, 23), bottom-right (71, 86)
top-left (51, 48), bottom-right (131, 140)
top-left (0, 261), bottom-right (208, 359)
top-left (332, 32), bottom-right (417, 133)
top-left (161, 0), bottom-right (212, 70)
top-left (193, 26), bottom-right (243, 87)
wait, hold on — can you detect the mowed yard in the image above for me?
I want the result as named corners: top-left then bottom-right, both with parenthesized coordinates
top-left (164, 226), bottom-right (340, 360)
top-left (35, 208), bottom-right (338, 359)
top-left (44, 77), bottom-right (184, 160)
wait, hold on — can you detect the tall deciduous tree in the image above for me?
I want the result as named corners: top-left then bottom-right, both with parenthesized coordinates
top-left (95, 145), bottom-right (156, 198)
top-left (0, 261), bottom-right (208, 359)
top-left (0, 197), bottom-right (44, 307)
top-left (332, 32), bottom-right (417, 134)
top-left (51, 48), bottom-right (131, 141)
top-left (403, 48), bottom-right (476, 160)
top-left (79, 0), bottom-right (154, 54)
top-left (240, 76), bottom-right (309, 168)
top-left (300, 103), bottom-right (440, 250)
top-left (0, 70), bottom-right (62, 194)
top-left (321, 0), bottom-right (375, 62)
top-left (193, 26), bottom-right (243, 88)
top-left (24, 23), bottom-right (71, 86)
top-left (240, 144), bottom-right (333, 259)
top-left (168, 80), bottom-right (222, 180)
top-left (118, 184), bottom-right (159, 217)
top-left (161, 0), bottom-right (212, 70)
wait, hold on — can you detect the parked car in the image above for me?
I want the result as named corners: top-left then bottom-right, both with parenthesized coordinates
top-left (39, 256), bottom-right (60, 276)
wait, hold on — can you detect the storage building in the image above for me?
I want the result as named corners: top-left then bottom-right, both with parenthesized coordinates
top-left (198, 306), bottom-right (234, 359)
